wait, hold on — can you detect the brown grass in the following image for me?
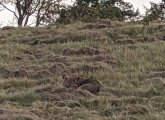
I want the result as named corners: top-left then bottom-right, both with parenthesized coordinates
top-left (0, 20), bottom-right (165, 119)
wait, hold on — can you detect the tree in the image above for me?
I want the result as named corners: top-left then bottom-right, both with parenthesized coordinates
top-left (99, 0), bottom-right (139, 20)
top-left (57, 0), bottom-right (139, 23)
top-left (160, 0), bottom-right (165, 19)
top-left (35, 0), bottom-right (63, 26)
top-left (0, 5), bottom-right (3, 11)
top-left (143, 0), bottom-right (165, 24)
top-left (0, 0), bottom-right (63, 27)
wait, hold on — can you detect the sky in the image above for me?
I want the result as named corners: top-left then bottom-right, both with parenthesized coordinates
top-left (125, 0), bottom-right (162, 13)
top-left (0, 0), bottom-right (162, 27)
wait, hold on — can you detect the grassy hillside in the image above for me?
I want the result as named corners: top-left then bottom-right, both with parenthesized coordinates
top-left (0, 20), bottom-right (165, 120)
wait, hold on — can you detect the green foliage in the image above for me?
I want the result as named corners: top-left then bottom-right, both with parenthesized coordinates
top-left (57, 0), bottom-right (139, 23)
top-left (8, 93), bottom-right (39, 106)
top-left (124, 27), bottom-right (144, 38)
top-left (143, 1), bottom-right (165, 26)
top-left (99, 6), bottom-right (122, 20)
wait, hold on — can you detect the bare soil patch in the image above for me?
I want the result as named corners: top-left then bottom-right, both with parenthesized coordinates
top-left (35, 85), bottom-right (94, 102)
top-left (13, 69), bottom-right (29, 78)
top-left (31, 70), bottom-right (53, 79)
top-left (63, 47), bottom-right (103, 56)
top-left (63, 64), bottom-right (107, 74)
top-left (40, 54), bottom-right (68, 63)
top-left (114, 39), bottom-right (135, 45)
top-left (150, 71), bottom-right (165, 78)
top-left (49, 63), bottom-right (66, 74)
top-left (0, 105), bottom-right (42, 120)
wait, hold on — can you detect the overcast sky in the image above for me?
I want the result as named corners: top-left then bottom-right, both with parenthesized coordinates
top-left (0, 0), bottom-right (162, 26)
top-left (125, 0), bottom-right (162, 13)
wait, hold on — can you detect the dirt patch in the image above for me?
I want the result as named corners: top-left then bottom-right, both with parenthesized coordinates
top-left (13, 54), bottom-right (37, 61)
top-left (142, 77), bottom-right (165, 86)
top-left (137, 37), bottom-right (156, 43)
top-left (49, 63), bottom-right (66, 74)
top-left (21, 49), bottom-right (33, 55)
top-left (22, 65), bottom-right (42, 74)
top-left (1, 68), bottom-right (30, 78)
top-left (97, 36), bottom-right (111, 44)
top-left (103, 60), bottom-right (117, 67)
top-left (63, 47), bottom-right (103, 56)
top-left (150, 71), bottom-right (165, 78)
top-left (114, 39), bottom-right (135, 45)
top-left (98, 19), bottom-right (123, 28)
top-left (12, 56), bottom-right (24, 60)
top-left (2, 26), bottom-right (16, 30)
top-left (41, 54), bottom-right (68, 63)
top-left (127, 45), bottom-right (137, 50)
top-left (30, 40), bottom-right (43, 45)
top-left (162, 35), bottom-right (165, 41)
top-left (0, 98), bottom-right (5, 103)
top-left (23, 65), bottom-right (40, 71)
top-left (0, 68), bottom-right (12, 78)
top-left (0, 106), bottom-right (42, 120)
top-left (124, 105), bottom-right (149, 116)
top-left (35, 85), bottom-right (94, 102)
top-left (82, 23), bottom-right (108, 30)
top-left (33, 53), bottom-right (45, 59)
top-left (82, 20), bottom-right (123, 30)
top-left (85, 55), bottom-right (112, 62)
top-left (21, 49), bottom-right (51, 60)
top-left (31, 70), bottom-right (53, 79)
top-left (63, 64), bottom-right (106, 74)
top-left (41, 32), bottom-right (91, 44)
top-left (13, 69), bottom-right (29, 78)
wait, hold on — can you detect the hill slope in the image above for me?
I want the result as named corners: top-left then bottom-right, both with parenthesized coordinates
top-left (0, 21), bottom-right (165, 120)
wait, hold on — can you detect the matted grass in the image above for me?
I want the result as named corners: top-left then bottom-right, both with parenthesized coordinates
top-left (0, 20), bottom-right (165, 120)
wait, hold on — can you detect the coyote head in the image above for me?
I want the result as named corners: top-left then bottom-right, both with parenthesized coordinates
top-left (62, 74), bottom-right (79, 89)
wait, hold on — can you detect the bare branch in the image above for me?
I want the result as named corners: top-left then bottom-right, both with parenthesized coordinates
top-left (0, 0), bottom-right (64, 26)
top-left (0, 3), bottom-right (18, 19)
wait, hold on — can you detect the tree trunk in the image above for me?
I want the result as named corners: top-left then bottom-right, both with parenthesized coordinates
top-left (18, 17), bottom-right (23, 27)
top-left (24, 15), bottom-right (30, 26)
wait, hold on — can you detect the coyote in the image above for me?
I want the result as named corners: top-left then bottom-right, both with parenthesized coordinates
top-left (62, 75), bottom-right (103, 94)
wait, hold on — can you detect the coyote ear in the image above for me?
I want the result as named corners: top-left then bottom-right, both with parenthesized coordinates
top-left (62, 74), bottom-right (67, 79)
top-left (76, 77), bottom-right (81, 82)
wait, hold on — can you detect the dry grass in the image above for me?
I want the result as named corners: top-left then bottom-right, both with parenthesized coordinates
top-left (0, 20), bottom-right (165, 120)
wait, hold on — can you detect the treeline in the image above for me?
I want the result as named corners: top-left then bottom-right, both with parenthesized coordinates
top-left (0, 0), bottom-right (164, 27)
top-left (57, 0), bottom-right (139, 23)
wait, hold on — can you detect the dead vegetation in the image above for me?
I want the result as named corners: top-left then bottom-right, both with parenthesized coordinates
top-left (63, 47), bottom-right (103, 56)
top-left (82, 19), bottom-right (123, 30)
top-left (150, 71), bottom-right (165, 78)
top-left (0, 20), bottom-right (165, 120)
top-left (63, 64), bottom-right (107, 74)
top-left (35, 85), bottom-right (94, 102)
